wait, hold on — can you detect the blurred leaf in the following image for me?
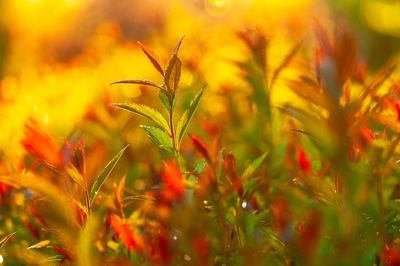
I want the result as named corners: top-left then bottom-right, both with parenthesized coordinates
top-left (0, 231), bottom-right (16, 248)
top-left (89, 145), bottom-right (128, 205)
top-left (176, 87), bottom-right (204, 148)
top-left (194, 159), bottom-right (207, 174)
top-left (137, 41), bottom-right (164, 77)
top-left (287, 76), bottom-right (334, 110)
top-left (247, 212), bottom-right (256, 236)
top-left (190, 134), bottom-right (210, 162)
top-left (65, 165), bottom-right (84, 188)
top-left (124, 195), bottom-right (156, 203)
top-left (162, 159), bottom-right (185, 198)
top-left (352, 61), bottom-right (397, 112)
top-left (246, 75), bottom-right (271, 118)
top-left (270, 41), bottom-right (302, 88)
top-left (49, 246), bottom-right (73, 261)
top-left (242, 152), bottom-right (268, 181)
top-left (111, 103), bottom-right (170, 134)
top-left (110, 79), bottom-right (165, 91)
top-left (71, 139), bottom-right (86, 177)
top-left (28, 240), bottom-right (50, 249)
top-left (109, 215), bottom-right (144, 252)
top-left (243, 177), bottom-right (259, 196)
top-left (114, 176), bottom-right (126, 217)
top-left (164, 54), bottom-right (182, 94)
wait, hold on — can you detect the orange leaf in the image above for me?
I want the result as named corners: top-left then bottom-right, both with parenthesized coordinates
top-left (21, 124), bottom-right (63, 168)
top-left (162, 160), bottom-right (185, 199)
top-left (190, 134), bottom-right (210, 162)
top-left (109, 215), bottom-right (144, 252)
top-left (114, 176), bottom-right (126, 218)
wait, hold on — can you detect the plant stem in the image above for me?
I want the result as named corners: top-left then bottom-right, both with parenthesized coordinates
top-left (168, 98), bottom-right (177, 154)
top-left (85, 189), bottom-right (91, 215)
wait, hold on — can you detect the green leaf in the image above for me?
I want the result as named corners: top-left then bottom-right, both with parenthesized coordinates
top-left (194, 159), bottom-right (207, 174)
top-left (242, 152), bottom-right (268, 181)
top-left (247, 212), bottom-right (256, 236)
top-left (89, 145), bottom-right (128, 205)
top-left (164, 54), bottom-right (182, 94)
top-left (110, 79), bottom-right (165, 91)
top-left (140, 125), bottom-right (172, 149)
top-left (0, 232), bottom-right (16, 248)
top-left (111, 103), bottom-right (170, 135)
top-left (159, 90), bottom-right (170, 111)
top-left (175, 87), bottom-right (204, 148)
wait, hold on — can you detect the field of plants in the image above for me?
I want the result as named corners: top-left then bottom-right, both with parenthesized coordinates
top-left (1, 0), bottom-right (400, 265)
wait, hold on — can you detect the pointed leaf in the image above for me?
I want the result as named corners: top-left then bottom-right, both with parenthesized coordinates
top-left (176, 88), bottom-right (204, 148)
top-left (28, 240), bottom-right (50, 249)
top-left (242, 152), bottom-right (268, 181)
top-left (270, 41), bottom-right (302, 88)
top-left (89, 145), bottom-right (128, 205)
top-left (159, 90), bottom-right (170, 111)
top-left (110, 79), bottom-right (165, 91)
top-left (137, 42), bottom-right (164, 77)
top-left (111, 103), bottom-right (170, 135)
top-left (0, 232), bottom-right (16, 248)
top-left (65, 165), bottom-right (84, 188)
top-left (190, 134), bottom-right (210, 161)
top-left (173, 35), bottom-right (185, 54)
top-left (140, 125), bottom-right (172, 149)
top-left (164, 54), bottom-right (182, 93)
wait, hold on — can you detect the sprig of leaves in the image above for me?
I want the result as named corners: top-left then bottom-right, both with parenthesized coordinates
top-left (111, 37), bottom-right (204, 158)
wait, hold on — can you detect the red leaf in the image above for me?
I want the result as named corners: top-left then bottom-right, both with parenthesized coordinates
top-left (110, 79), bottom-right (165, 92)
top-left (193, 235), bottom-right (210, 261)
top-left (162, 160), bottom-right (185, 199)
top-left (30, 206), bottom-right (47, 226)
top-left (190, 134), bottom-right (210, 161)
top-left (381, 243), bottom-right (400, 266)
top-left (137, 42), bottom-right (164, 77)
top-left (271, 195), bottom-right (291, 233)
top-left (354, 60), bottom-right (367, 83)
top-left (173, 35), bottom-right (185, 55)
top-left (360, 124), bottom-right (375, 143)
top-left (23, 221), bottom-right (40, 240)
top-left (297, 146), bottom-right (311, 173)
top-left (0, 183), bottom-right (6, 196)
top-left (296, 210), bottom-right (322, 261)
top-left (21, 124), bottom-right (63, 168)
top-left (109, 215), bottom-right (144, 252)
top-left (49, 246), bottom-right (73, 261)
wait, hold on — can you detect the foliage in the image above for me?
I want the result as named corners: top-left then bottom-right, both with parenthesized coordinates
top-left (1, 2), bottom-right (400, 265)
